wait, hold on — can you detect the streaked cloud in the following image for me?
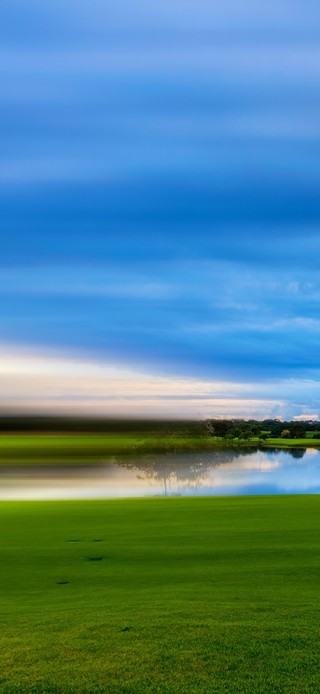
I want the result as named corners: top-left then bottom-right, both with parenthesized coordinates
top-left (1, 345), bottom-right (320, 419)
top-left (1, 0), bottom-right (320, 416)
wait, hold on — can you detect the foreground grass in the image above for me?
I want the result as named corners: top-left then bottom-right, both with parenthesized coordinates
top-left (1, 496), bottom-right (320, 692)
top-left (0, 433), bottom-right (319, 465)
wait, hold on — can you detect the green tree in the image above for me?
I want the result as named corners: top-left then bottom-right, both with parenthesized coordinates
top-left (291, 423), bottom-right (306, 439)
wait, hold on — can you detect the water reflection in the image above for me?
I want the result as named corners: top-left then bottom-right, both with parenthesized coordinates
top-left (1, 447), bottom-right (319, 499)
top-left (265, 447), bottom-right (307, 459)
top-left (115, 448), bottom-right (268, 494)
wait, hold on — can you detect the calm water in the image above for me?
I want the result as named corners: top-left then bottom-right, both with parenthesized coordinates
top-left (1, 448), bottom-right (320, 499)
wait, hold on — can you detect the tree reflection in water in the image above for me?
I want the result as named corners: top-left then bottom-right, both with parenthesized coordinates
top-left (263, 447), bottom-right (306, 460)
top-left (114, 448), bottom-right (259, 495)
top-left (286, 448), bottom-right (306, 459)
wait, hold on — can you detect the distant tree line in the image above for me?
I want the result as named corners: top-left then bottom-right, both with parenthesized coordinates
top-left (0, 415), bottom-right (204, 436)
top-left (0, 415), bottom-right (319, 439)
top-left (204, 418), bottom-right (320, 440)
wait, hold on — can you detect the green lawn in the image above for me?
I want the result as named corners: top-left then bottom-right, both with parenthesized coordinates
top-left (1, 496), bottom-right (320, 692)
top-left (262, 437), bottom-right (319, 448)
top-left (0, 433), bottom-right (210, 464)
top-left (0, 434), bottom-right (144, 462)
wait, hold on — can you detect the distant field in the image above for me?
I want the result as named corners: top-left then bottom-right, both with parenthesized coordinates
top-left (0, 433), bottom-right (144, 463)
top-left (0, 433), bottom-right (319, 465)
top-left (1, 496), bottom-right (320, 693)
top-left (263, 437), bottom-right (320, 448)
top-left (0, 433), bottom-right (216, 464)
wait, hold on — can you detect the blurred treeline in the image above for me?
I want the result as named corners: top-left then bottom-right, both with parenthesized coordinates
top-left (0, 416), bottom-right (205, 436)
top-left (0, 416), bottom-right (319, 438)
top-left (205, 418), bottom-right (320, 439)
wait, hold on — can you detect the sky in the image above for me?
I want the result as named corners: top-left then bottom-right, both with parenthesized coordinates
top-left (1, 0), bottom-right (320, 419)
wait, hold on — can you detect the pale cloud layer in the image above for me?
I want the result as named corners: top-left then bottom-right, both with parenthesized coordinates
top-left (1, 345), bottom-right (319, 420)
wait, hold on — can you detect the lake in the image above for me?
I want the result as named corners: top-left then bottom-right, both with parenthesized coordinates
top-left (1, 447), bottom-right (320, 499)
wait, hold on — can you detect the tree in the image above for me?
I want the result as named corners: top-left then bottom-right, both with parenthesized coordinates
top-left (259, 432), bottom-right (268, 440)
top-left (291, 423), bottom-right (306, 439)
top-left (226, 427), bottom-right (242, 439)
top-left (205, 420), bottom-right (215, 437)
top-left (242, 429), bottom-right (254, 440)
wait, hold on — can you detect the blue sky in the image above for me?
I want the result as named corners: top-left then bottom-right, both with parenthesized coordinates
top-left (1, 1), bottom-right (320, 418)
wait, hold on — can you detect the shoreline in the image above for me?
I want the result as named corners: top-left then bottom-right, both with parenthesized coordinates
top-left (0, 433), bottom-right (319, 465)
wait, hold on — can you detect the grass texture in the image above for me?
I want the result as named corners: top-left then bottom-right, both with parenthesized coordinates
top-left (1, 495), bottom-right (320, 692)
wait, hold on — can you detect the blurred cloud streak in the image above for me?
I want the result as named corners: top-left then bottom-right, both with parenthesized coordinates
top-left (1, 0), bottom-right (320, 417)
top-left (1, 345), bottom-right (320, 420)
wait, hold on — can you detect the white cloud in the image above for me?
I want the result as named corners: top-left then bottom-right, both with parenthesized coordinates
top-left (293, 414), bottom-right (319, 421)
top-left (0, 344), bottom-right (287, 418)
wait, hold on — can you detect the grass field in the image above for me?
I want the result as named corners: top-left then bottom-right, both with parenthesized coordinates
top-left (262, 437), bottom-right (319, 448)
top-left (1, 496), bottom-right (320, 692)
top-left (0, 434), bottom-right (145, 464)
top-left (0, 433), bottom-right (319, 465)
